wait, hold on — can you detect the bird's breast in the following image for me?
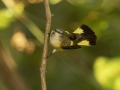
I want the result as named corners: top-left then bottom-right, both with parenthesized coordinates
top-left (50, 37), bottom-right (63, 50)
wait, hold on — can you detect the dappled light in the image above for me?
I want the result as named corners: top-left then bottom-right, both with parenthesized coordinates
top-left (11, 31), bottom-right (28, 52)
top-left (83, 11), bottom-right (100, 24)
top-left (28, 0), bottom-right (43, 4)
top-left (0, 9), bottom-right (14, 29)
top-left (99, 20), bottom-right (109, 31)
top-left (25, 41), bottom-right (36, 54)
top-left (67, 0), bottom-right (87, 5)
top-left (94, 57), bottom-right (120, 90)
top-left (49, 0), bottom-right (62, 4)
top-left (11, 30), bottom-right (36, 54)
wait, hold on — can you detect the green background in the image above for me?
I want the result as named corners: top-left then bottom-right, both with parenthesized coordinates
top-left (0, 0), bottom-right (120, 90)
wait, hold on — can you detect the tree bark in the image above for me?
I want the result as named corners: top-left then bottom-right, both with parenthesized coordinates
top-left (40, 0), bottom-right (52, 90)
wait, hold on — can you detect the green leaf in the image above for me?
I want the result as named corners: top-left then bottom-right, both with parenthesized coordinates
top-left (0, 9), bottom-right (15, 29)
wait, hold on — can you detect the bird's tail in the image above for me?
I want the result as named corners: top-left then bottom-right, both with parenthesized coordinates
top-left (73, 24), bottom-right (97, 46)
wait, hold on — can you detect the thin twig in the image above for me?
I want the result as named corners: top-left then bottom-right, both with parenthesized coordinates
top-left (40, 0), bottom-right (52, 90)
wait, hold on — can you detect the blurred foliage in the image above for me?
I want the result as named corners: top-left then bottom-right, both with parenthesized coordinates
top-left (0, 9), bottom-right (15, 29)
top-left (94, 57), bottom-right (120, 90)
top-left (0, 0), bottom-right (120, 90)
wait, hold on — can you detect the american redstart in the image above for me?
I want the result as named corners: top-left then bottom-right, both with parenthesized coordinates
top-left (47, 24), bottom-right (97, 58)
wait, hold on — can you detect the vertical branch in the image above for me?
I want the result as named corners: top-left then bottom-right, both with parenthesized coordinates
top-left (40, 0), bottom-right (51, 90)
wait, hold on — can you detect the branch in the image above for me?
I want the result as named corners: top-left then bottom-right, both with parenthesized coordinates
top-left (40, 0), bottom-right (52, 90)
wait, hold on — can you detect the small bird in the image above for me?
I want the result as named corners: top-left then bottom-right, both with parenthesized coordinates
top-left (47, 24), bottom-right (97, 58)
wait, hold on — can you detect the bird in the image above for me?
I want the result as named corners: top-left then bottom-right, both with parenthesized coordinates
top-left (47, 24), bottom-right (97, 58)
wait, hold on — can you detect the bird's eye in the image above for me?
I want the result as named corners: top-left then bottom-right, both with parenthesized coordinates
top-left (54, 29), bottom-right (60, 33)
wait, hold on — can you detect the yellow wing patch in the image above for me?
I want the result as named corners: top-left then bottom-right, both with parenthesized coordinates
top-left (65, 31), bottom-right (70, 34)
top-left (73, 27), bottom-right (84, 34)
top-left (70, 41), bottom-right (74, 46)
top-left (77, 40), bottom-right (90, 46)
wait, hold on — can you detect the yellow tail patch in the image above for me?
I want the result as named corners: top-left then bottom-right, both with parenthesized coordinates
top-left (73, 28), bottom-right (84, 34)
top-left (77, 40), bottom-right (90, 46)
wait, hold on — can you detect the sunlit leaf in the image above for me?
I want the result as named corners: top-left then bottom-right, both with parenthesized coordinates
top-left (49, 0), bottom-right (62, 4)
top-left (67, 0), bottom-right (86, 5)
top-left (94, 57), bottom-right (120, 90)
top-left (0, 9), bottom-right (15, 29)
